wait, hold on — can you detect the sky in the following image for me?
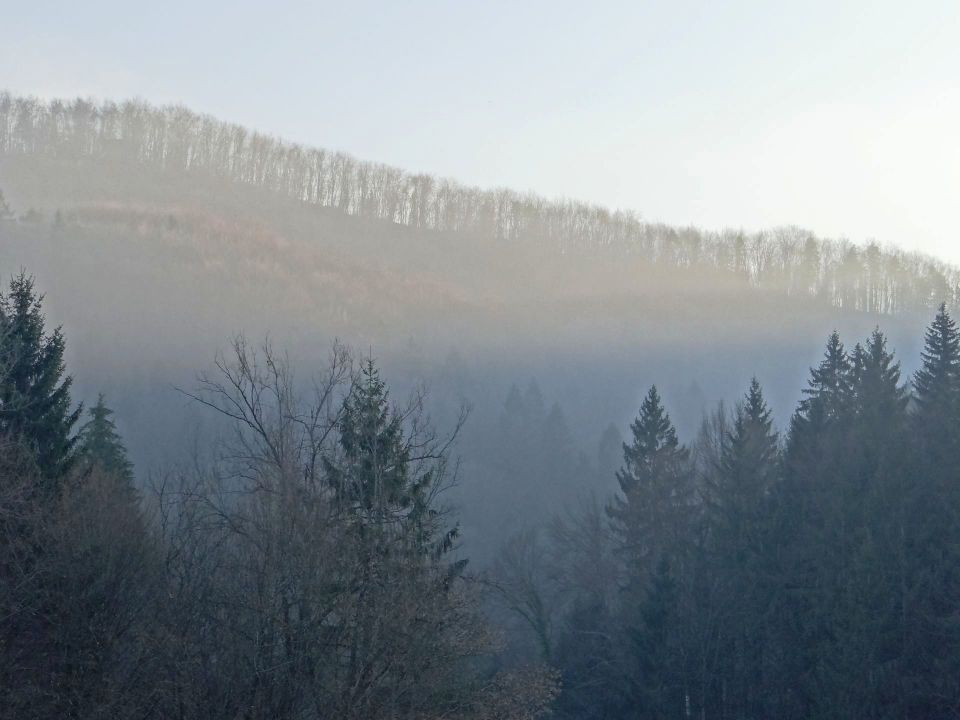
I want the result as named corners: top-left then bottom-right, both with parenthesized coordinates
top-left (4, 0), bottom-right (960, 263)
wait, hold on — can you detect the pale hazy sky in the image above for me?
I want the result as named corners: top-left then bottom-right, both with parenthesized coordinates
top-left (5, 1), bottom-right (960, 263)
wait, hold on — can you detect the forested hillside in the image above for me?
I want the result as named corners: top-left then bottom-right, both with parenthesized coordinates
top-left (495, 311), bottom-right (960, 718)
top-left (0, 274), bottom-right (559, 718)
top-left (4, 271), bottom-right (960, 718)
top-left (2, 92), bottom-right (958, 558)
top-left (2, 93), bottom-right (958, 313)
top-left (4, 91), bottom-right (960, 718)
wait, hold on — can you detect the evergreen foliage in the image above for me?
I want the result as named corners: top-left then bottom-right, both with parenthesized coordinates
top-left (630, 557), bottom-right (683, 720)
top-left (8, 269), bottom-right (960, 719)
top-left (325, 358), bottom-right (460, 562)
top-left (544, 309), bottom-right (960, 719)
top-left (77, 394), bottom-right (134, 483)
top-left (913, 302), bottom-right (960, 450)
top-left (608, 386), bottom-right (692, 580)
top-left (0, 272), bottom-right (80, 481)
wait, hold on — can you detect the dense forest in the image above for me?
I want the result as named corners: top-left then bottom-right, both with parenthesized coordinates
top-left (495, 310), bottom-right (960, 719)
top-left (4, 270), bottom-right (960, 718)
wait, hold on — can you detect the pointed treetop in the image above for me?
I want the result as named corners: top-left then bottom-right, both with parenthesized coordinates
top-left (615, 385), bottom-right (688, 499)
top-left (797, 330), bottom-right (853, 425)
top-left (855, 327), bottom-right (907, 421)
top-left (730, 378), bottom-right (777, 456)
top-left (867, 327), bottom-right (890, 362)
top-left (914, 303), bottom-right (960, 416)
top-left (631, 385), bottom-right (679, 452)
top-left (743, 377), bottom-right (772, 427)
top-left (327, 357), bottom-right (415, 514)
top-left (78, 393), bottom-right (134, 483)
top-left (0, 271), bottom-right (81, 481)
top-left (324, 357), bottom-right (459, 560)
top-left (723, 377), bottom-right (778, 480)
top-left (338, 358), bottom-right (395, 464)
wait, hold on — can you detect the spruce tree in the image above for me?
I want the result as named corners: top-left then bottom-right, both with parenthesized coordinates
top-left (77, 394), bottom-right (134, 483)
top-left (842, 329), bottom-right (908, 524)
top-left (321, 359), bottom-right (474, 718)
top-left (324, 358), bottom-right (458, 561)
top-left (913, 303), bottom-right (960, 455)
top-left (791, 330), bottom-right (853, 442)
top-left (851, 330), bottom-right (914, 717)
top-left (772, 331), bottom-right (855, 717)
top-left (607, 386), bottom-right (694, 719)
top-left (0, 272), bottom-right (81, 481)
top-left (849, 328), bottom-right (908, 475)
top-left (714, 378), bottom-right (778, 535)
top-left (629, 557), bottom-right (683, 720)
top-left (783, 330), bottom-right (855, 516)
top-left (327, 360), bottom-right (411, 513)
top-left (711, 378), bottom-right (779, 567)
top-left (855, 330), bottom-right (906, 413)
top-left (608, 385), bottom-right (691, 579)
top-left (708, 379), bottom-right (779, 720)
top-left (822, 330), bottom-right (910, 715)
top-left (901, 304), bottom-right (960, 716)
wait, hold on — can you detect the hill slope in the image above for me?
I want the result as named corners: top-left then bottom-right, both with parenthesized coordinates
top-left (0, 93), bottom-right (954, 552)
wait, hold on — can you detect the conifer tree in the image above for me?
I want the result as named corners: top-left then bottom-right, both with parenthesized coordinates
top-left (629, 557), bottom-right (684, 720)
top-left (714, 378), bottom-right (778, 536)
top-left (324, 358), bottom-right (458, 560)
top-left (706, 379), bottom-right (779, 719)
top-left (327, 360), bottom-right (411, 513)
top-left (913, 303), bottom-right (960, 455)
top-left (608, 385), bottom-right (691, 580)
top-left (772, 332), bottom-right (856, 716)
top-left (606, 386), bottom-right (694, 719)
top-left (899, 304), bottom-right (960, 716)
top-left (77, 394), bottom-right (134, 484)
top-left (817, 330), bottom-right (910, 715)
top-left (710, 378), bottom-right (779, 570)
top-left (848, 328), bottom-right (909, 473)
top-left (0, 272), bottom-right (81, 481)
top-left (320, 359), bottom-right (485, 718)
top-left (854, 330), bottom-right (907, 413)
top-left (791, 330), bottom-right (853, 442)
top-left (783, 330), bottom-right (855, 519)
top-left (839, 330), bottom-right (909, 526)
top-left (848, 330), bottom-right (914, 717)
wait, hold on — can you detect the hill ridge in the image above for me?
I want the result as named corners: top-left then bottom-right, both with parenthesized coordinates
top-left (1, 91), bottom-right (957, 315)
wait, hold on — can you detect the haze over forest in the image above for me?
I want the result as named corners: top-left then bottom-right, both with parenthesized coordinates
top-left (2, 86), bottom-right (960, 719)
top-left (1, 93), bottom-right (957, 465)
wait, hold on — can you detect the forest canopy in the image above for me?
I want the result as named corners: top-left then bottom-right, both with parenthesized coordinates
top-left (2, 270), bottom-right (960, 718)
